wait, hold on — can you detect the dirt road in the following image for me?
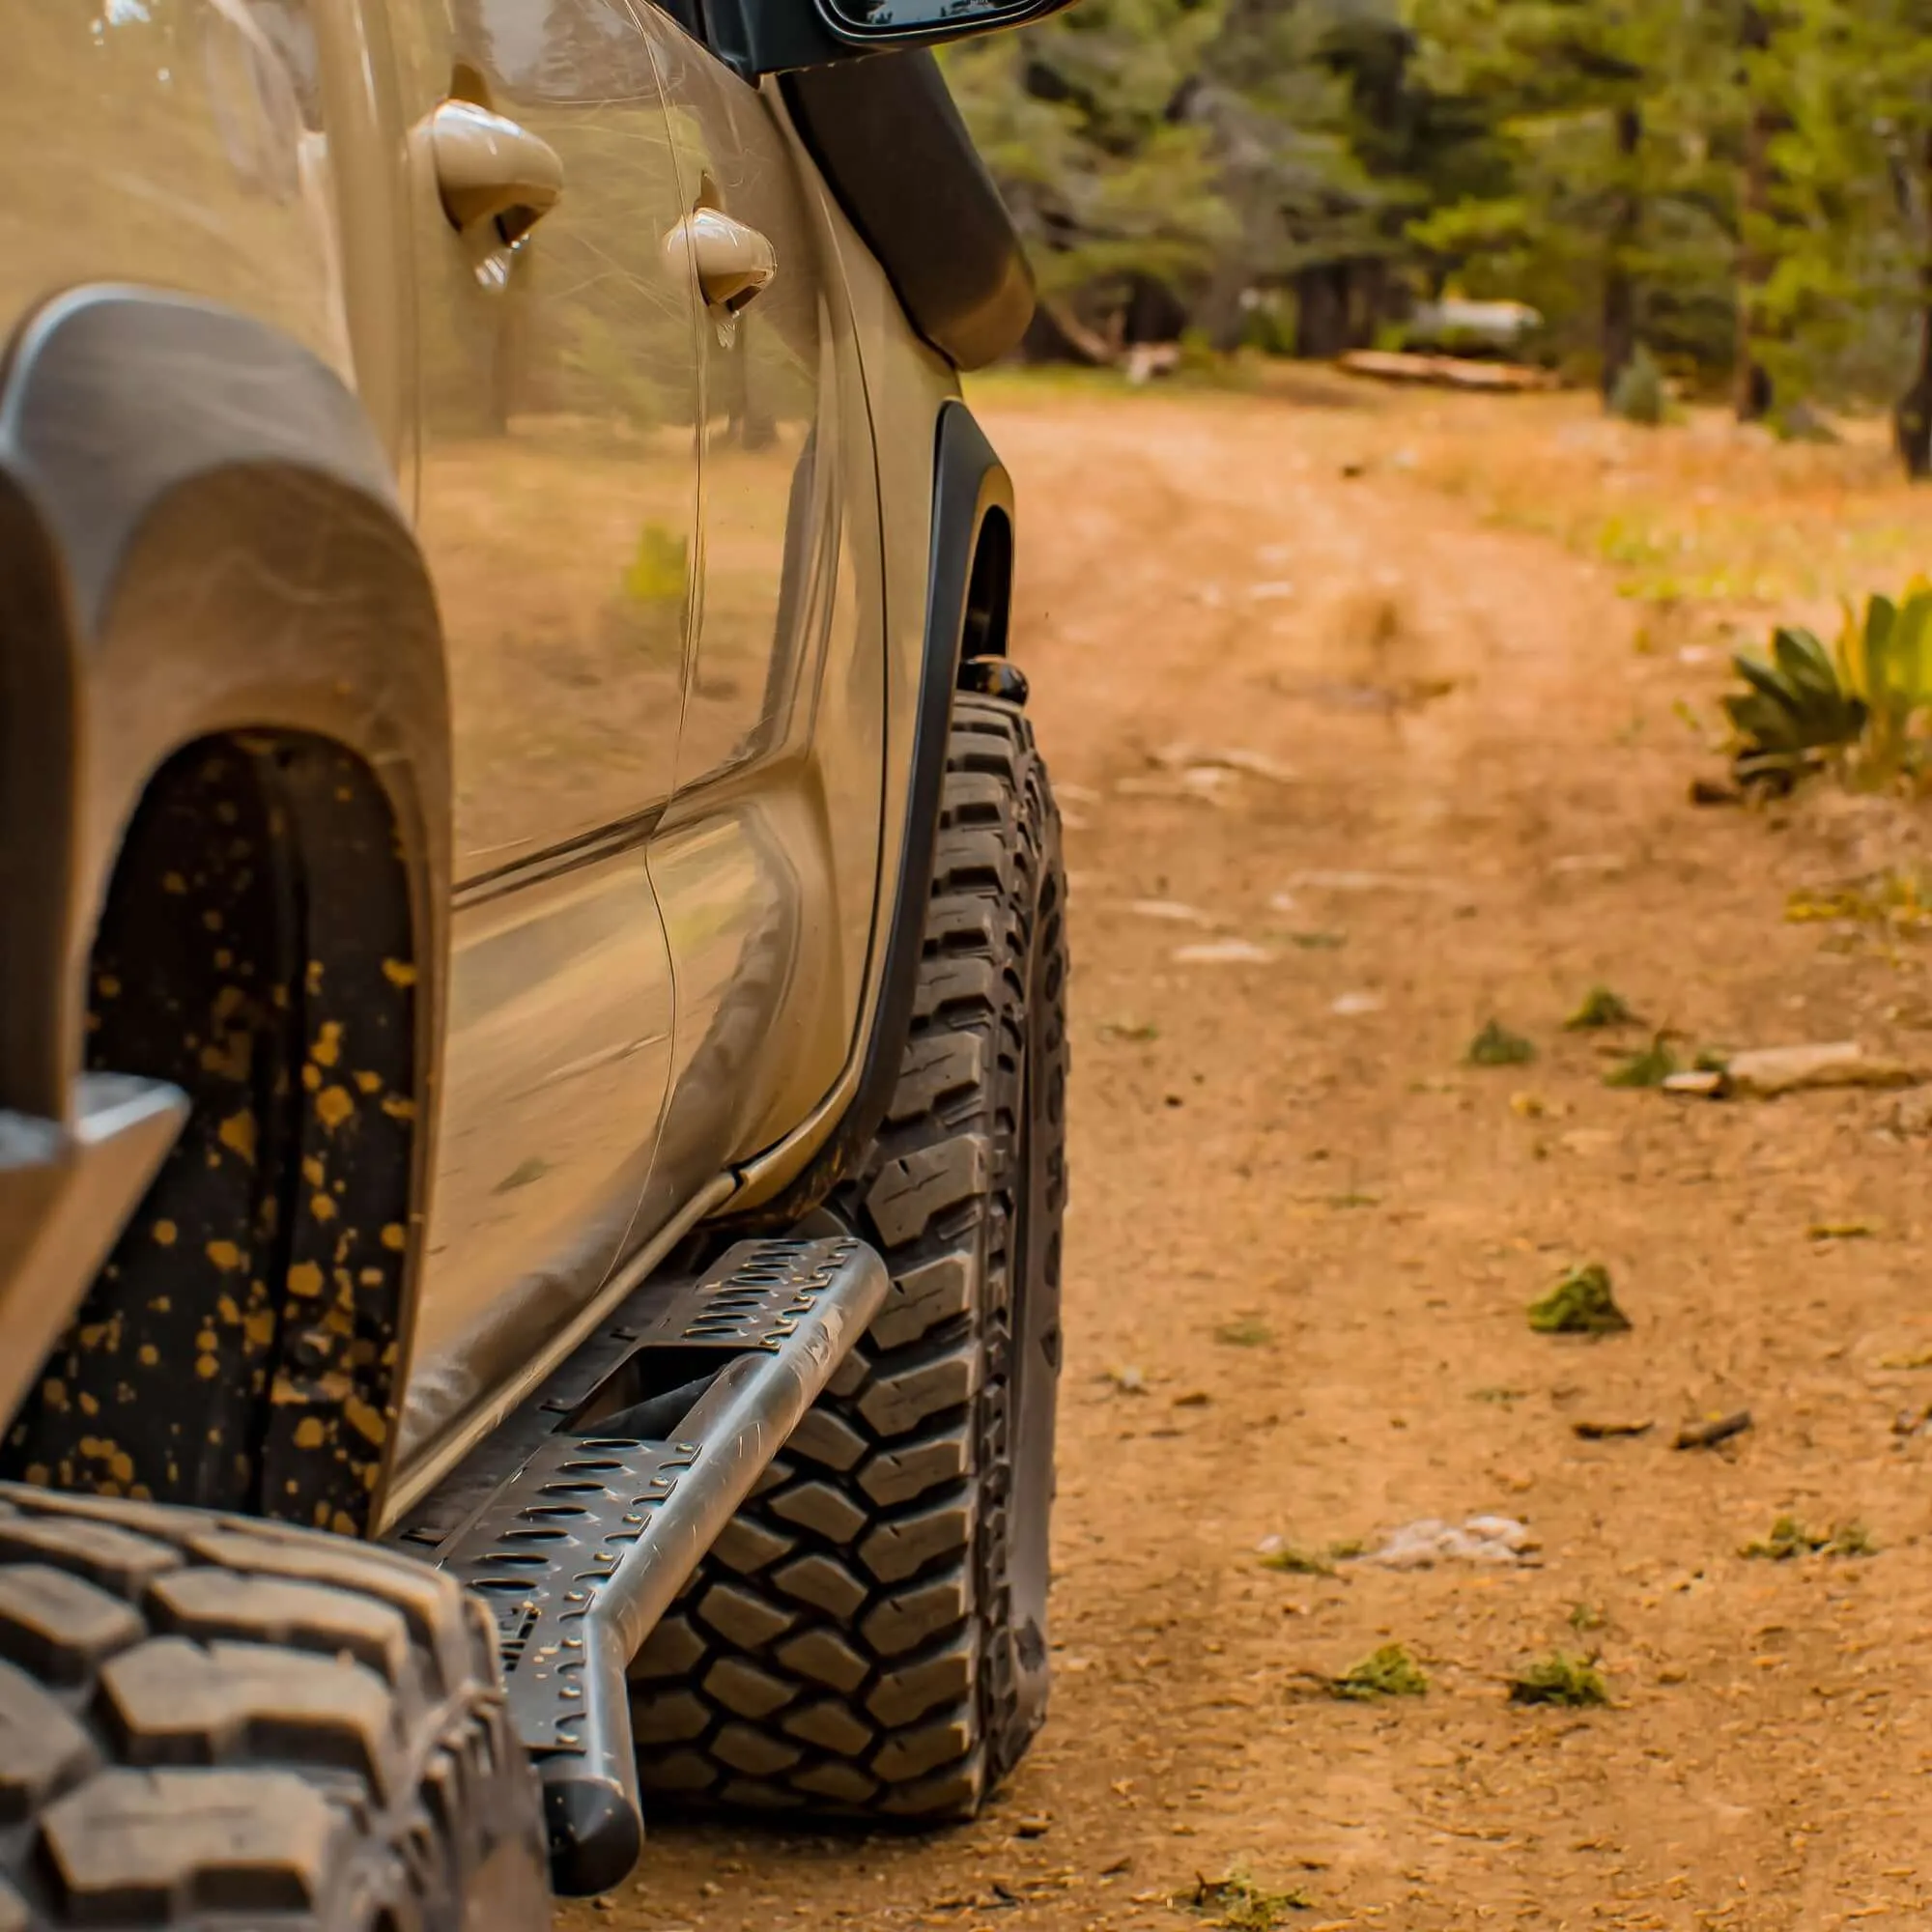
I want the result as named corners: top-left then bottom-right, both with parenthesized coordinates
top-left (583, 384), bottom-right (1932, 1931)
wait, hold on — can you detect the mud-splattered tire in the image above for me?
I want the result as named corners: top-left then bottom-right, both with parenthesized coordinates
top-left (630, 694), bottom-right (1068, 1820)
top-left (0, 1484), bottom-right (550, 1931)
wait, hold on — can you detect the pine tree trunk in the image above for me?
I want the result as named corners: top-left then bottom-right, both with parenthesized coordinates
top-left (1734, 5), bottom-right (1776, 422)
top-left (1896, 303), bottom-right (1932, 482)
top-left (1897, 133), bottom-right (1932, 483)
top-left (1601, 105), bottom-right (1642, 401)
top-left (1296, 265), bottom-right (1351, 359)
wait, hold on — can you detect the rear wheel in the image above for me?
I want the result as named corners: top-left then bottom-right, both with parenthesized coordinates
top-left (630, 694), bottom-right (1068, 1818)
top-left (0, 1485), bottom-right (549, 1932)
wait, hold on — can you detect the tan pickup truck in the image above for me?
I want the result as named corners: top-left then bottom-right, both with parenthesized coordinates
top-left (0, 1), bottom-right (1069, 1922)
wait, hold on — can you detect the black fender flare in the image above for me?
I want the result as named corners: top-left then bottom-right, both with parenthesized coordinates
top-left (0, 286), bottom-right (450, 1494)
top-left (725, 397), bottom-right (1013, 1230)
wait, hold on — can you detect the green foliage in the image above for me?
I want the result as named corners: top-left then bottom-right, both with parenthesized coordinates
top-left (1566, 985), bottom-right (1639, 1030)
top-left (1608, 345), bottom-right (1668, 425)
top-left (1742, 1515), bottom-right (1876, 1559)
top-left (1259, 1543), bottom-right (1335, 1577)
top-left (941, 0), bottom-right (1932, 471)
top-left (1605, 1035), bottom-right (1679, 1089)
top-left (1466, 1019), bottom-right (1537, 1066)
top-left (1215, 1317), bottom-right (1274, 1348)
top-left (1723, 586), bottom-right (1932, 787)
top-left (1329, 1643), bottom-right (1429, 1700)
top-left (1508, 1652), bottom-right (1608, 1707)
top-left (1528, 1264), bottom-right (1631, 1335)
top-left (1178, 1872), bottom-right (1315, 1928)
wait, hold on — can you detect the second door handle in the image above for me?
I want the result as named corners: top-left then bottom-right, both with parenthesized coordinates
top-left (665, 209), bottom-right (778, 314)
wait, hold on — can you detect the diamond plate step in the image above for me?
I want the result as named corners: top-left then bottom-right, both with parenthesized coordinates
top-left (388, 1236), bottom-right (889, 1895)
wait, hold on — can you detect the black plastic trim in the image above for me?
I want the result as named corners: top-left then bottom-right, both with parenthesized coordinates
top-left (722, 400), bottom-right (1012, 1233)
top-left (781, 51), bottom-right (1036, 372)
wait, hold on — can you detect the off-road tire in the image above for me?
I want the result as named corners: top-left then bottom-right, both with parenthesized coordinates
top-left (630, 693), bottom-right (1068, 1820)
top-left (0, 1484), bottom-right (550, 1931)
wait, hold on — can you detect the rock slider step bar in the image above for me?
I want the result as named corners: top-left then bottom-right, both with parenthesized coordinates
top-left (391, 1236), bottom-right (889, 1895)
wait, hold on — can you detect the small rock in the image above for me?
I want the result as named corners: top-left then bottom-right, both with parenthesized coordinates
top-left (1662, 1069), bottom-right (1725, 1097)
top-left (1332, 991), bottom-right (1385, 1016)
top-left (1104, 1365), bottom-right (1148, 1395)
top-left (1726, 1041), bottom-right (1924, 1098)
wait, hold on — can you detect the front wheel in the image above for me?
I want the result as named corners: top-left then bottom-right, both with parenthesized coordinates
top-left (0, 1485), bottom-right (551, 1932)
top-left (631, 693), bottom-right (1069, 1819)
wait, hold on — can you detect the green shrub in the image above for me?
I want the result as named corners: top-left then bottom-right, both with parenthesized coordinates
top-left (1608, 346), bottom-right (1667, 426)
top-left (1723, 585), bottom-right (1932, 790)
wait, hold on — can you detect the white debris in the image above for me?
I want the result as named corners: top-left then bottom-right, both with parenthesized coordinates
top-left (1247, 582), bottom-right (1296, 602)
top-left (1331, 991), bottom-right (1385, 1016)
top-left (1153, 744), bottom-right (1298, 785)
top-left (1128, 899), bottom-right (1218, 926)
top-left (1173, 939), bottom-right (1276, 966)
top-left (1287, 868), bottom-right (1441, 894)
top-left (1361, 1516), bottom-right (1541, 1570)
top-left (1179, 766), bottom-right (1242, 798)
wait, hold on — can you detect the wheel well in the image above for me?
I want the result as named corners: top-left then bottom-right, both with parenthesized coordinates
top-left (959, 506), bottom-right (1012, 661)
top-left (1, 731), bottom-right (421, 1535)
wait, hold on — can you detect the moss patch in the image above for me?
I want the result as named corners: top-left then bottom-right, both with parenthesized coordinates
top-left (1528, 1264), bottom-right (1632, 1335)
top-left (1467, 1019), bottom-right (1537, 1067)
top-left (1215, 1317), bottom-right (1273, 1348)
top-left (1605, 1035), bottom-right (1680, 1088)
top-left (1742, 1515), bottom-right (1876, 1560)
top-left (1177, 1872), bottom-right (1314, 1929)
top-left (1329, 1643), bottom-right (1428, 1701)
top-left (1509, 1652), bottom-right (1608, 1707)
top-left (1566, 984), bottom-right (1641, 1030)
top-left (1259, 1544), bottom-right (1335, 1577)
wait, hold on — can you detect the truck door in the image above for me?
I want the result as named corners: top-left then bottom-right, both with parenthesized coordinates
top-left (387, 0), bottom-right (701, 1466)
top-left (623, 6), bottom-right (886, 1241)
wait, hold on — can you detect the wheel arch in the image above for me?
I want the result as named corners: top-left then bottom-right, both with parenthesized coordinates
top-left (0, 286), bottom-right (452, 1531)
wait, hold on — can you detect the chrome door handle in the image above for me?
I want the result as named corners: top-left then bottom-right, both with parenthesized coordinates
top-left (665, 208), bottom-right (777, 314)
top-left (430, 100), bottom-right (564, 245)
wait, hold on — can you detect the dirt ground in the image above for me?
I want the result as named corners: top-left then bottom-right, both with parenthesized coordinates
top-left (578, 381), bottom-right (1932, 1931)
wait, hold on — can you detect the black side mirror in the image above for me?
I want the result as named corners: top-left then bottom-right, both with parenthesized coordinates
top-left (707, 0), bottom-right (1076, 78)
top-left (814, 0), bottom-right (1059, 44)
